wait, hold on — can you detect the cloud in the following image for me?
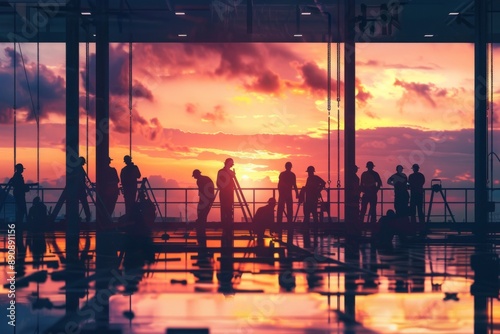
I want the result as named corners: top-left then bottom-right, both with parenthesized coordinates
top-left (0, 47), bottom-right (66, 123)
top-left (243, 69), bottom-right (281, 94)
top-left (202, 105), bottom-right (227, 124)
top-left (185, 103), bottom-right (197, 114)
top-left (394, 79), bottom-right (437, 108)
top-left (355, 77), bottom-right (373, 105)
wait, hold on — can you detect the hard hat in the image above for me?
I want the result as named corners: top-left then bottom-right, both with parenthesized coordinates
top-left (192, 169), bottom-right (201, 177)
top-left (306, 166), bottom-right (315, 172)
top-left (366, 161), bottom-right (375, 168)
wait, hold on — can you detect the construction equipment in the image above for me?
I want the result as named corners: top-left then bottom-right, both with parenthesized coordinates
top-left (426, 179), bottom-right (456, 223)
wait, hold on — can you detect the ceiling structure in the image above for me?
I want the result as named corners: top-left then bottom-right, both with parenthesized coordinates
top-left (0, 0), bottom-right (499, 43)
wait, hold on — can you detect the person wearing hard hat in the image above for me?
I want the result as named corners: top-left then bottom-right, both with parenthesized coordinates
top-left (408, 164), bottom-right (426, 223)
top-left (359, 161), bottom-right (382, 223)
top-left (10, 163), bottom-right (30, 225)
top-left (387, 164), bottom-right (409, 217)
top-left (302, 166), bottom-right (326, 225)
top-left (120, 155), bottom-right (142, 216)
top-left (216, 158), bottom-right (235, 224)
top-left (252, 197), bottom-right (277, 246)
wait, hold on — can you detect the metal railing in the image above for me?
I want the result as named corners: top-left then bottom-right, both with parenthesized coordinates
top-left (0, 184), bottom-right (498, 224)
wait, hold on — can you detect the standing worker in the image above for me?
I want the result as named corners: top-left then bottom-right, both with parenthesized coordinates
top-left (216, 158), bottom-right (235, 224)
top-left (277, 162), bottom-right (299, 225)
top-left (408, 164), bottom-right (426, 223)
top-left (359, 161), bottom-right (382, 223)
top-left (120, 155), bottom-right (141, 216)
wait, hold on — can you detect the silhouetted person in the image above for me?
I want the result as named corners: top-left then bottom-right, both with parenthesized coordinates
top-left (302, 166), bottom-right (326, 224)
top-left (387, 165), bottom-right (409, 217)
top-left (77, 157), bottom-right (92, 222)
top-left (28, 196), bottom-right (47, 232)
top-left (10, 163), bottom-right (30, 250)
top-left (120, 155), bottom-right (141, 216)
top-left (217, 158), bottom-right (235, 224)
top-left (277, 162), bottom-right (299, 225)
top-left (253, 197), bottom-right (276, 245)
top-left (193, 169), bottom-right (215, 249)
top-left (346, 164), bottom-right (361, 224)
top-left (359, 161), bottom-right (382, 223)
top-left (102, 157), bottom-right (120, 217)
top-left (376, 209), bottom-right (397, 247)
top-left (10, 163), bottom-right (29, 226)
top-left (408, 163), bottom-right (425, 223)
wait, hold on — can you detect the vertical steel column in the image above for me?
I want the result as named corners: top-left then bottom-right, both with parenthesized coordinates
top-left (65, 0), bottom-right (80, 314)
top-left (343, 0), bottom-right (357, 323)
top-left (473, 1), bottom-right (489, 334)
top-left (344, 0), bottom-right (356, 226)
top-left (65, 0), bottom-right (80, 254)
top-left (95, 0), bottom-right (110, 227)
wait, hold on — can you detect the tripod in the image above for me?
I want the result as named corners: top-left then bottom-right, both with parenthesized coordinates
top-left (426, 179), bottom-right (456, 223)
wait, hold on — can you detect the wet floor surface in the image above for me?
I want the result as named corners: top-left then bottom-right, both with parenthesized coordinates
top-left (0, 229), bottom-right (498, 334)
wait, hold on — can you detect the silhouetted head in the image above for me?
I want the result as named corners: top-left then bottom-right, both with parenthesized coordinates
top-left (366, 161), bottom-right (375, 169)
top-left (79, 157), bottom-right (86, 166)
top-left (14, 163), bottom-right (25, 172)
top-left (396, 165), bottom-right (403, 173)
top-left (224, 158), bottom-right (234, 168)
top-left (192, 169), bottom-right (201, 178)
top-left (285, 161), bottom-right (292, 170)
top-left (124, 155), bottom-right (132, 164)
top-left (306, 166), bottom-right (315, 173)
top-left (412, 163), bottom-right (420, 171)
top-left (33, 196), bottom-right (41, 204)
top-left (386, 209), bottom-right (396, 217)
top-left (267, 197), bottom-right (277, 206)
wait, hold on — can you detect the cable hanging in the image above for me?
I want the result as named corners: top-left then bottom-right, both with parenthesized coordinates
top-left (129, 41), bottom-right (133, 158)
top-left (85, 38), bottom-right (90, 174)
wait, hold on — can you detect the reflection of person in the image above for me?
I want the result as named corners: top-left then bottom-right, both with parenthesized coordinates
top-left (277, 162), bottom-right (299, 224)
top-left (408, 163), bottom-right (425, 223)
top-left (302, 166), bottom-right (326, 224)
top-left (102, 157), bottom-right (120, 216)
top-left (253, 198), bottom-right (276, 244)
top-left (359, 161), bottom-right (382, 223)
top-left (387, 165), bottom-right (409, 217)
top-left (120, 155), bottom-right (141, 216)
top-left (28, 196), bottom-right (47, 232)
top-left (77, 157), bottom-right (92, 222)
top-left (216, 158), bottom-right (235, 224)
top-left (193, 169), bottom-right (215, 248)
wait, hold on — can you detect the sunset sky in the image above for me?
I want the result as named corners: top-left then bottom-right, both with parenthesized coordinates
top-left (0, 42), bottom-right (498, 195)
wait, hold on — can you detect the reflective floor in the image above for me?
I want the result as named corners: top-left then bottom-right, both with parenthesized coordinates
top-left (0, 226), bottom-right (499, 334)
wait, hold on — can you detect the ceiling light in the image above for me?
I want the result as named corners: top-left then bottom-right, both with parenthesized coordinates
top-left (301, 12), bottom-right (311, 16)
top-left (178, 34), bottom-right (187, 37)
top-left (81, 12), bottom-right (91, 16)
top-left (448, 12), bottom-right (459, 16)
top-left (175, 12), bottom-right (185, 15)
top-left (424, 34), bottom-right (434, 38)
top-left (294, 34), bottom-right (303, 37)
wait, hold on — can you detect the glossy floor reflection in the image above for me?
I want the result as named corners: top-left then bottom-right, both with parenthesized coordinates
top-left (0, 227), bottom-right (498, 334)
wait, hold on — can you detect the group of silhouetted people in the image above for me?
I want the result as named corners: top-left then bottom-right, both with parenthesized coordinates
top-left (5, 155), bottom-right (143, 233)
top-left (192, 159), bottom-right (328, 245)
top-left (353, 161), bottom-right (426, 224)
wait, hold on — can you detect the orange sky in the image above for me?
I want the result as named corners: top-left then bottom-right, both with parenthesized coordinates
top-left (0, 42), bottom-right (499, 192)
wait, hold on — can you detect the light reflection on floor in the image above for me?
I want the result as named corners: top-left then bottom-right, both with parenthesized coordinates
top-left (0, 230), bottom-right (498, 334)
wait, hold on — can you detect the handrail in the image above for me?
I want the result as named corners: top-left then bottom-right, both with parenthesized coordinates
top-left (0, 184), bottom-right (499, 223)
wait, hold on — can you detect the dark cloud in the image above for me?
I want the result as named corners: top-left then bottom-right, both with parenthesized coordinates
top-left (355, 77), bottom-right (373, 105)
top-left (243, 70), bottom-right (281, 94)
top-left (293, 61), bottom-right (343, 98)
top-left (0, 47), bottom-right (66, 123)
top-left (394, 79), bottom-right (441, 109)
top-left (358, 59), bottom-right (437, 70)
